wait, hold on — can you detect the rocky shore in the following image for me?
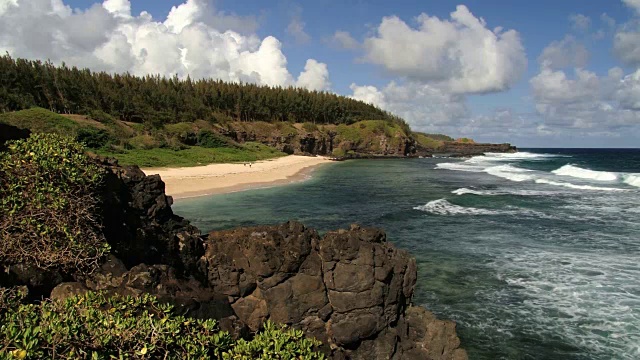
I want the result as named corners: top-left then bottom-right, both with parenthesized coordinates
top-left (1, 124), bottom-right (468, 359)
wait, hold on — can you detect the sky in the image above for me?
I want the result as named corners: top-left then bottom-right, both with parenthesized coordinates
top-left (1, 0), bottom-right (640, 147)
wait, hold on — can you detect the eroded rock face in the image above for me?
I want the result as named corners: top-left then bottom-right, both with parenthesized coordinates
top-left (95, 157), bottom-right (205, 276)
top-left (198, 222), bottom-right (466, 359)
top-left (33, 161), bottom-right (466, 360)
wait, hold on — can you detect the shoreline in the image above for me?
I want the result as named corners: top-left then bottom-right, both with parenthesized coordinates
top-left (142, 155), bottom-right (334, 200)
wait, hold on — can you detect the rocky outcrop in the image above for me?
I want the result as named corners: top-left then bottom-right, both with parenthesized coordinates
top-left (197, 222), bottom-right (466, 359)
top-left (0, 123), bottom-right (30, 151)
top-left (435, 142), bottom-right (517, 157)
top-left (4, 155), bottom-right (467, 359)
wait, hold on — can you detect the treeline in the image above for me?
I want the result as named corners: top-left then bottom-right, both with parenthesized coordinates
top-left (0, 54), bottom-right (409, 131)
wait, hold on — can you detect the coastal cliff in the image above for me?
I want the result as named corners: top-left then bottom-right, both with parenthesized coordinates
top-left (0, 127), bottom-right (467, 359)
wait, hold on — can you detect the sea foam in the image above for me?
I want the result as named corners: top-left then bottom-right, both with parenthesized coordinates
top-left (484, 164), bottom-right (536, 182)
top-left (535, 179), bottom-right (627, 192)
top-left (552, 164), bottom-right (618, 181)
top-left (413, 199), bottom-right (500, 215)
top-left (623, 174), bottom-right (640, 188)
top-left (452, 188), bottom-right (556, 196)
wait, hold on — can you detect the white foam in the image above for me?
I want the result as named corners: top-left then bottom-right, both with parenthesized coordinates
top-left (623, 174), bottom-right (640, 188)
top-left (552, 164), bottom-right (618, 182)
top-left (413, 199), bottom-right (500, 215)
top-left (484, 164), bottom-right (536, 182)
top-left (452, 188), bottom-right (556, 196)
top-left (535, 179), bottom-right (627, 192)
top-left (435, 162), bottom-right (484, 172)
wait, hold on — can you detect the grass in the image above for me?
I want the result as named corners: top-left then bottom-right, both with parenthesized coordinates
top-left (96, 142), bottom-right (286, 168)
top-left (0, 108), bottom-right (82, 135)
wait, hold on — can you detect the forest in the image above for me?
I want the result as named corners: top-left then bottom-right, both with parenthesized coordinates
top-left (0, 54), bottom-right (409, 132)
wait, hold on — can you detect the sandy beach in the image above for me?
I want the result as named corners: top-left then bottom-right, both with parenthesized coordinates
top-left (142, 155), bottom-right (333, 199)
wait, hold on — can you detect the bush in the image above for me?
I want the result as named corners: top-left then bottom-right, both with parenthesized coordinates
top-left (197, 130), bottom-right (229, 148)
top-left (128, 135), bottom-right (160, 150)
top-left (0, 291), bottom-right (325, 360)
top-left (302, 122), bottom-right (318, 133)
top-left (76, 127), bottom-right (115, 149)
top-left (223, 321), bottom-right (324, 360)
top-left (0, 134), bottom-right (109, 274)
top-left (88, 110), bottom-right (116, 124)
top-left (0, 291), bottom-right (233, 359)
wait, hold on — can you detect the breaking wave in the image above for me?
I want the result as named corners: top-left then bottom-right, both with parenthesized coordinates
top-left (534, 179), bottom-right (627, 192)
top-left (413, 199), bottom-right (500, 215)
top-left (452, 188), bottom-right (556, 196)
top-left (552, 164), bottom-right (618, 181)
top-left (623, 174), bottom-right (640, 188)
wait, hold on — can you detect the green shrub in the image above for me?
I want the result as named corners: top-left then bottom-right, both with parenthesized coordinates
top-left (0, 291), bottom-right (233, 359)
top-left (76, 127), bottom-right (115, 149)
top-left (88, 110), bottom-right (116, 124)
top-left (128, 135), bottom-right (160, 150)
top-left (302, 122), bottom-right (318, 133)
top-left (0, 134), bottom-right (109, 273)
top-left (197, 130), bottom-right (229, 148)
top-left (223, 321), bottom-right (324, 360)
top-left (0, 291), bottom-right (325, 360)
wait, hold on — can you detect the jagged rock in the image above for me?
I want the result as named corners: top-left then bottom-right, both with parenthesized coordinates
top-left (196, 221), bottom-right (464, 359)
top-left (95, 157), bottom-right (205, 276)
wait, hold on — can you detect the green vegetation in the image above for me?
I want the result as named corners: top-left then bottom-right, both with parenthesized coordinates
top-left (0, 108), bottom-right (285, 167)
top-left (0, 134), bottom-right (109, 273)
top-left (0, 55), bottom-right (407, 129)
top-left (456, 137), bottom-right (475, 143)
top-left (95, 143), bottom-right (285, 168)
top-left (0, 107), bottom-right (81, 135)
top-left (0, 291), bottom-right (324, 359)
top-left (333, 120), bottom-right (409, 153)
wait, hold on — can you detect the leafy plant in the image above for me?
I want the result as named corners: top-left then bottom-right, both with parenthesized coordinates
top-left (223, 321), bottom-right (325, 360)
top-left (0, 291), bottom-right (233, 359)
top-left (0, 133), bottom-right (109, 274)
top-left (76, 127), bottom-right (115, 149)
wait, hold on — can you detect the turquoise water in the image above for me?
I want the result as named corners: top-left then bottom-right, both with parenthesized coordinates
top-left (173, 150), bottom-right (640, 359)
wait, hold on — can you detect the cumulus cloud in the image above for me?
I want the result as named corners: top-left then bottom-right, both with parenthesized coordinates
top-left (613, 29), bottom-right (640, 67)
top-left (530, 56), bottom-right (640, 130)
top-left (0, 0), bottom-right (327, 90)
top-left (328, 31), bottom-right (359, 50)
top-left (362, 5), bottom-right (526, 94)
top-left (569, 14), bottom-right (591, 32)
top-left (538, 36), bottom-right (589, 69)
top-left (350, 81), bottom-right (468, 131)
top-left (296, 59), bottom-right (330, 90)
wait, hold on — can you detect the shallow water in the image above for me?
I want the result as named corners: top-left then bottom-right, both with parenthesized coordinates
top-left (174, 149), bottom-right (640, 359)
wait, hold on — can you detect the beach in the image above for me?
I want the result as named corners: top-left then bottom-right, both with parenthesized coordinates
top-left (142, 155), bottom-right (333, 199)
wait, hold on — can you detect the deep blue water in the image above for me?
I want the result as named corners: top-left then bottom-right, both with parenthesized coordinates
top-left (173, 149), bottom-right (640, 359)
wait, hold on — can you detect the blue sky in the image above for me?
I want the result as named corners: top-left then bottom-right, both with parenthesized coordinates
top-left (2, 0), bottom-right (640, 147)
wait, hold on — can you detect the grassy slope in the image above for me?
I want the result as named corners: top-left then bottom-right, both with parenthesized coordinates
top-left (0, 108), bottom-right (286, 167)
top-left (95, 142), bottom-right (285, 168)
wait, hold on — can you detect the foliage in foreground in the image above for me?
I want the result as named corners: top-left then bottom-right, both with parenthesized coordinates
top-left (0, 291), bottom-right (324, 360)
top-left (0, 133), bottom-right (109, 273)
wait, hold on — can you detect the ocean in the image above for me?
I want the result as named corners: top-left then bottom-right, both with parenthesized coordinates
top-left (173, 149), bottom-right (640, 360)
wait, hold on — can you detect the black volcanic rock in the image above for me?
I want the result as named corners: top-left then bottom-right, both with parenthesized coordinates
top-left (0, 123), bottom-right (30, 151)
top-left (199, 222), bottom-right (467, 359)
top-left (34, 159), bottom-right (466, 360)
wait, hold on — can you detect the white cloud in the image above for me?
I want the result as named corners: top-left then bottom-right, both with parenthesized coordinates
top-left (350, 81), bottom-right (468, 131)
top-left (530, 62), bottom-right (640, 130)
top-left (286, 7), bottom-right (310, 44)
top-left (623, 0), bottom-right (640, 14)
top-left (0, 0), bottom-right (325, 90)
top-left (538, 36), bottom-right (589, 69)
top-left (297, 59), bottom-right (330, 91)
top-left (569, 14), bottom-right (591, 32)
top-left (362, 5), bottom-right (527, 94)
top-left (329, 31), bottom-right (359, 50)
top-left (613, 29), bottom-right (640, 67)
